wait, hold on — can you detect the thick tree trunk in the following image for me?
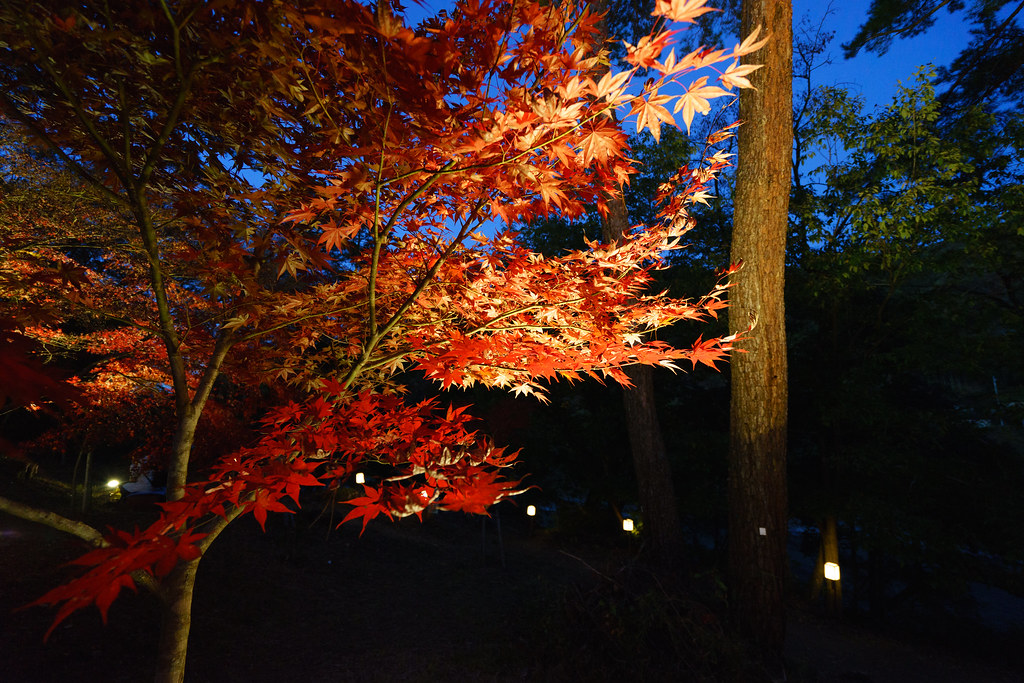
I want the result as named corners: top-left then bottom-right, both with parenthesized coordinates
top-left (603, 196), bottom-right (685, 568)
top-left (727, 0), bottom-right (792, 664)
top-left (154, 558), bottom-right (200, 683)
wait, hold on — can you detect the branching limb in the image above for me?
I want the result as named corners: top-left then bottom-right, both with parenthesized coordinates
top-left (0, 495), bottom-right (161, 597)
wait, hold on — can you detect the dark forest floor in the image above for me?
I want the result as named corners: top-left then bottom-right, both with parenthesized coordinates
top-left (1, 482), bottom-right (1022, 682)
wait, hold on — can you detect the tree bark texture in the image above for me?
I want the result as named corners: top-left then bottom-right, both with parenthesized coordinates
top-left (727, 0), bottom-right (792, 661)
top-left (154, 558), bottom-right (200, 683)
top-left (603, 196), bottom-right (685, 568)
top-left (623, 364), bottom-right (685, 567)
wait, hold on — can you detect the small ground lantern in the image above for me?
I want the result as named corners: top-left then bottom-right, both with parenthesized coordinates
top-left (824, 561), bottom-right (840, 581)
top-left (622, 518), bottom-right (634, 532)
top-left (355, 472), bottom-right (365, 485)
top-left (106, 479), bottom-right (120, 489)
top-left (526, 505), bottom-right (536, 517)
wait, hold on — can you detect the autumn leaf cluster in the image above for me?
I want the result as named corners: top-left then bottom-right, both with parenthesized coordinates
top-left (0, 0), bottom-right (762, 632)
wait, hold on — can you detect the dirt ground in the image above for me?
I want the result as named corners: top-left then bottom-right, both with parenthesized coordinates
top-left (1, 491), bottom-right (1022, 683)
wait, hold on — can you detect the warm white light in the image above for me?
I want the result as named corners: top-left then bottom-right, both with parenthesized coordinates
top-left (622, 518), bottom-right (634, 532)
top-left (824, 562), bottom-right (840, 581)
top-left (355, 472), bottom-right (365, 485)
top-left (526, 505), bottom-right (536, 517)
top-left (106, 479), bottom-right (120, 489)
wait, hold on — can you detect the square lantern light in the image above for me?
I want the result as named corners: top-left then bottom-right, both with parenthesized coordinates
top-left (526, 505), bottom-right (537, 517)
top-left (622, 518), bottom-right (634, 533)
top-left (824, 562), bottom-right (841, 581)
top-left (355, 472), bottom-right (365, 485)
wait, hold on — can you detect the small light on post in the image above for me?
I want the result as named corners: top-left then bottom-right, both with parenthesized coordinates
top-left (622, 518), bottom-right (634, 533)
top-left (106, 479), bottom-right (120, 489)
top-left (355, 472), bottom-right (365, 485)
top-left (526, 505), bottom-right (536, 517)
top-left (824, 561), bottom-right (841, 582)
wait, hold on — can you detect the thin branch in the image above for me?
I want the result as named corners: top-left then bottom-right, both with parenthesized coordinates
top-left (946, 0), bottom-right (1024, 97)
top-left (465, 298), bottom-right (587, 335)
top-left (341, 199), bottom-right (484, 390)
top-left (237, 302), bottom-right (365, 343)
top-left (195, 493), bottom-right (253, 554)
top-left (558, 549), bottom-right (617, 584)
top-left (0, 495), bottom-right (161, 597)
top-left (857, 0), bottom-right (956, 51)
top-left (373, 199), bottom-right (487, 344)
top-left (22, 30), bottom-right (133, 191)
top-left (187, 327), bottom-right (235, 414)
top-left (369, 101), bottom-right (396, 340)
top-left (0, 96), bottom-right (127, 208)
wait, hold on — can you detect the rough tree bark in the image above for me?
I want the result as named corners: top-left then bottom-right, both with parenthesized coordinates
top-left (726, 0), bottom-right (793, 667)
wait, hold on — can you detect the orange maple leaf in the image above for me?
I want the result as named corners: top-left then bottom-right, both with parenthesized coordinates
top-left (632, 92), bottom-right (675, 143)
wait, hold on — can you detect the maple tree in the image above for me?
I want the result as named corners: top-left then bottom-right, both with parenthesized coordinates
top-left (0, 1), bottom-right (764, 680)
top-left (0, 118), bottom-right (266, 484)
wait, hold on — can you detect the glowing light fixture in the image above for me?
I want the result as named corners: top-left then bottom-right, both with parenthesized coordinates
top-left (622, 518), bottom-right (634, 533)
top-left (355, 472), bottom-right (365, 485)
top-left (106, 479), bottom-right (120, 489)
top-left (824, 562), bottom-right (840, 581)
top-left (526, 505), bottom-right (536, 517)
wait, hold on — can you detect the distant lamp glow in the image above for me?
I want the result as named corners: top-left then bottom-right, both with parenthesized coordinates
top-left (355, 472), bottom-right (365, 485)
top-left (824, 562), bottom-right (841, 581)
top-left (622, 518), bottom-right (634, 533)
top-left (526, 505), bottom-right (536, 517)
top-left (106, 479), bottom-right (120, 489)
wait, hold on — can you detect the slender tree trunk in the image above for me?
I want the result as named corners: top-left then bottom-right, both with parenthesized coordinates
top-left (587, 0), bottom-right (683, 567)
top-left (153, 410), bottom-right (203, 682)
top-left (603, 196), bottom-right (685, 568)
top-left (166, 407), bottom-right (201, 502)
top-left (623, 364), bottom-right (684, 567)
top-left (154, 558), bottom-right (200, 683)
top-left (820, 515), bottom-right (842, 615)
top-left (727, 0), bottom-right (792, 665)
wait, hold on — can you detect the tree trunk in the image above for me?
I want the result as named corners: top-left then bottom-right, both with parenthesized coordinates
top-left (166, 407), bottom-right (200, 502)
top-left (821, 515), bottom-right (842, 615)
top-left (154, 558), bottom-right (200, 683)
top-left (154, 414), bottom-right (203, 682)
top-left (604, 195), bottom-right (685, 568)
top-left (726, 0), bottom-right (792, 664)
top-left (810, 515), bottom-right (842, 616)
top-left (587, 0), bottom-right (684, 569)
top-left (623, 364), bottom-right (685, 567)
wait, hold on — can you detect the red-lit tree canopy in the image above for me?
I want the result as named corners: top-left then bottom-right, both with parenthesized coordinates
top-left (0, 1), bottom-right (760, 679)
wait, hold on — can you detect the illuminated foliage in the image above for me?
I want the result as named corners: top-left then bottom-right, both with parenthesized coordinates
top-left (0, 2), bottom-right (760, 677)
